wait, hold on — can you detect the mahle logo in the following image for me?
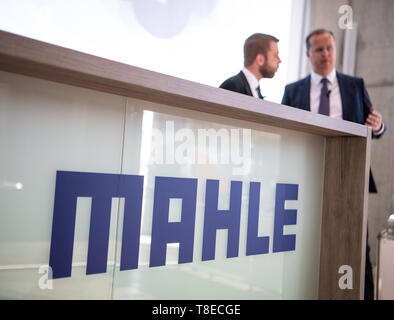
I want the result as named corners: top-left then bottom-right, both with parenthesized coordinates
top-left (49, 171), bottom-right (299, 279)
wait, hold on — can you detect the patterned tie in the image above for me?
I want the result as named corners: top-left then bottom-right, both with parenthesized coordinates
top-left (318, 78), bottom-right (330, 115)
top-left (256, 86), bottom-right (265, 99)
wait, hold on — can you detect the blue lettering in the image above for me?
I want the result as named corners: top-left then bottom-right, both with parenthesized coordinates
top-left (49, 171), bottom-right (143, 279)
top-left (49, 171), bottom-right (300, 278)
top-left (202, 180), bottom-right (242, 261)
top-left (246, 182), bottom-right (269, 255)
top-left (273, 183), bottom-right (299, 252)
top-left (149, 176), bottom-right (197, 267)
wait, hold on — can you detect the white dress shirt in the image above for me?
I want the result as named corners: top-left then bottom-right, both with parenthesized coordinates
top-left (242, 67), bottom-right (260, 98)
top-left (310, 68), bottom-right (343, 119)
top-left (310, 69), bottom-right (385, 135)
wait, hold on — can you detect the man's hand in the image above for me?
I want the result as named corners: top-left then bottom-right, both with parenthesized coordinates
top-left (365, 106), bottom-right (383, 134)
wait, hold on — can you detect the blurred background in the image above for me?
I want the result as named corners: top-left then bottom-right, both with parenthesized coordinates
top-left (0, 0), bottom-right (393, 294)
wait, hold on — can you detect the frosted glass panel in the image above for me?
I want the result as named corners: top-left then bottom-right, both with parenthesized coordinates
top-left (0, 72), bottom-right (324, 299)
top-left (0, 71), bottom-right (126, 299)
top-left (112, 99), bottom-right (325, 299)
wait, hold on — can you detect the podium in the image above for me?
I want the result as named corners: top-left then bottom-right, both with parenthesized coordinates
top-left (0, 31), bottom-right (371, 299)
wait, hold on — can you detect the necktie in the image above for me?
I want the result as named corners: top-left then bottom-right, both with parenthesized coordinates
top-left (256, 86), bottom-right (265, 99)
top-left (318, 78), bottom-right (330, 115)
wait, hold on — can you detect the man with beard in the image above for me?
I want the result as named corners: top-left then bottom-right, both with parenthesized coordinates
top-left (219, 33), bottom-right (281, 99)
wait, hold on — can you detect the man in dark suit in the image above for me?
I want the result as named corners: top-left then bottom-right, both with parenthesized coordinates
top-left (282, 28), bottom-right (386, 300)
top-left (220, 33), bottom-right (281, 99)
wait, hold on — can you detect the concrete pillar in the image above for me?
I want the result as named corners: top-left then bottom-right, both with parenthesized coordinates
top-left (351, 0), bottom-right (394, 271)
top-left (306, 0), bottom-right (394, 270)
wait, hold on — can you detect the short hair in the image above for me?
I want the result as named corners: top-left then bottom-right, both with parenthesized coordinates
top-left (305, 29), bottom-right (335, 50)
top-left (244, 33), bottom-right (279, 67)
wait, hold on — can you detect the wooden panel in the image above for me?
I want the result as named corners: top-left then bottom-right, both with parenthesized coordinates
top-left (0, 30), bottom-right (368, 138)
top-left (318, 131), bottom-right (371, 299)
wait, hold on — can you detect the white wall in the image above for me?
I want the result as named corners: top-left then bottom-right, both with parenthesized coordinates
top-left (0, 0), bottom-right (304, 103)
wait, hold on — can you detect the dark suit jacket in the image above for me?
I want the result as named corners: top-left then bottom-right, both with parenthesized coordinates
top-left (282, 71), bottom-right (385, 193)
top-left (219, 71), bottom-right (254, 96)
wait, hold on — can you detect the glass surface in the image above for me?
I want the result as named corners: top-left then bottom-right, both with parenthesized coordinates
top-left (112, 99), bottom-right (325, 299)
top-left (0, 72), bottom-right (324, 299)
top-left (0, 71), bottom-right (126, 299)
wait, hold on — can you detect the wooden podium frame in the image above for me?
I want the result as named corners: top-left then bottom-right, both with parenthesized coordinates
top-left (0, 30), bottom-right (371, 299)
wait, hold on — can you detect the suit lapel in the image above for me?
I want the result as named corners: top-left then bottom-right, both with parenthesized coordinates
top-left (336, 72), bottom-right (351, 121)
top-left (238, 71), bottom-right (253, 97)
top-left (302, 75), bottom-right (311, 111)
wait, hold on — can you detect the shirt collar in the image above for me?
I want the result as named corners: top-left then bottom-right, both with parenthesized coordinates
top-left (242, 67), bottom-right (260, 92)
top-left (311, 68), bottom-right (337, 86)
